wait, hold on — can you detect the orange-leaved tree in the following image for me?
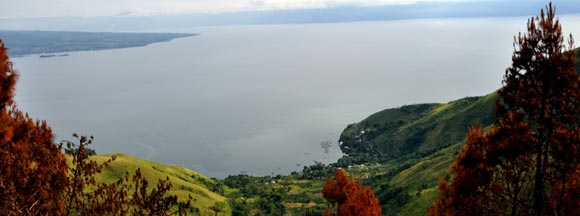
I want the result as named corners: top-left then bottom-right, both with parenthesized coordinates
top-left (0, 38), bottom-right (193, 215)
top-left (0, 39), bottom-right (68, 215)
top-left (322, 169), bottom-right (382, 216)
top-left (431, 3), bottom-right (580, 216)
top-left (61, 134), bottom-right (192, 216)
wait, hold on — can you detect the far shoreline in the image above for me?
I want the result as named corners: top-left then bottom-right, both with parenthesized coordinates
top-left (0, 30), bottom-right (198, 57)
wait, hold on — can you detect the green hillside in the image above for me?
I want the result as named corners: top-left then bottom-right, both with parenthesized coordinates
top-left (336, 93), bottom-right (498, 215)
top-left (334, 48), bottom-right (580, 215)
top-left (338, 93), bottom-right (497, 165)
top-left (72, 154), bottom-right (231, 216)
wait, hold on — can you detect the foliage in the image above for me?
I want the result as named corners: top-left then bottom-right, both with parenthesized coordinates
top-left (65, 147), bottom-right (96, 156)
top-left (0, 39), bottom-right (69, 215)
top-left (209, 201), bottom-right (227, 216)
top-left (375, 184), bottom-right (411, 215)
top-left (63, 134), bottom-right (195, 215)
top-left (322, 169), bottom-right (381, 216)
top-left (223, 173), bottom-right (328, 215)
top-left (431, 4), bottom-right (580, 215)
top-left (0, 38), bottom-right (205, 215)
top-left (302, 161), bottom-right (334, 180)
top-left (87, 153), bottom-right (229, 214)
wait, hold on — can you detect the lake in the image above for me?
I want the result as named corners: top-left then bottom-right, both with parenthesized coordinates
top-left (12, 16), bottom-right (580, 178)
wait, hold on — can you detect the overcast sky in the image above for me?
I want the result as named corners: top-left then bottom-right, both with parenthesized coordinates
top-left (0, 0), bottom-right (485, 18)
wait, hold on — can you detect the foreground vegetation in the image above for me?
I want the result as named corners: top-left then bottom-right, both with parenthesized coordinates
top-left (81, 153), bottom-right (230, 215)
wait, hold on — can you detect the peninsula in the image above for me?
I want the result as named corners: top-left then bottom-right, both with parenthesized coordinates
top-left (0, 30), bottom-right (196, 56)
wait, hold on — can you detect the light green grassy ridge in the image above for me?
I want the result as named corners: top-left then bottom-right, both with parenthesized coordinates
top-left (73, 153), bottom-right (231, 216)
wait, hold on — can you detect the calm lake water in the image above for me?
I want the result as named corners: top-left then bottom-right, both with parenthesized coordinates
top-left (12, 16), bottom-right (580, 178)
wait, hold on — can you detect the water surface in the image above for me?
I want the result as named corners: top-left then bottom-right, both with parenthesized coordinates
top-left (13, 16), bottom-right (580, 178)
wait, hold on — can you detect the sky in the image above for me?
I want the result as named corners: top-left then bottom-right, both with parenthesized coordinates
top-left (1, 0), bottom-right (579, 31)
top-left (0, 0), bottom-right (483, 18)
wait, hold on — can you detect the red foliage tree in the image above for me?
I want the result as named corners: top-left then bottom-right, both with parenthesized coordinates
top-left (0, 40), bottom-right (68, 215)
top-left (322, 169), bottom-right (382, 216)
top-left (61, 133), bottom-right (193, 216)
top-left (431, 3), bottom-right (580, 215)
top-left (0, 38), bottom-right (193, 215)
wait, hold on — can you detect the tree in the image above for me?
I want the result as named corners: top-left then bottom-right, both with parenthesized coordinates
top-left (210, 201), bottom-right (227, 216)
top-left (0, 39), bottom-right (68, 215)
top-left (322, 169), bottom-right (381, 216)
top-left (0, 38), bottom-right (193, 215)
top-left (62, 134), bottom-right (193, 216)
top-left (431, 3), bottom-right (580, 215)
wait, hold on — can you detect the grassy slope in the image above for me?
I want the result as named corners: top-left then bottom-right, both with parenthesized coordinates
top-left (69, 153), bottom-right (231, 216)
top-left (339, 92), bottom-right (498, 215)
top-left (339, 49), bottom-right (580, 215)
top-left (339, 93), bottom-right (497, 163)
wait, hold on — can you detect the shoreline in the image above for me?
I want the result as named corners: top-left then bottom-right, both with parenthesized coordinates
top-left (1, 30), bottom-right (197, 57)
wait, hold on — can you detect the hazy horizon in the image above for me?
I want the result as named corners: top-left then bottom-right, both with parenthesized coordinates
top-left (0, 0), bottom-right (544, 19)
top-left (2, 0), bottom-right (580, 32)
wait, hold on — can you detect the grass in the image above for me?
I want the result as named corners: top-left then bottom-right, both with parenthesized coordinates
top-left (400, 188), bottom-right (439, 215)
top-left (339, 92), bottom-right (496, 165)
top-left (338, 92), bottom-right (499, 215)
top-left (67, 153), bottom-right (231, 216)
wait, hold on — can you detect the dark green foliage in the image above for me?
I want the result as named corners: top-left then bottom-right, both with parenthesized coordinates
top-left (230, 200), bottom-right (250, 216)
top-left (223, 174), bottom-right (253, 189)
top-left (375, 185), bottom-right (411, 215)
top-left (65, 147), bottom-right (96, 156)
top-left (209, 201), bottom-right (227, 216)
top-left (191, 175), bottom-right (225, 195)
top-left (301, 161), bottom-right (333, 179)
top-left (256, 190), bottom-right (287, 215)
top-left (286, 193), bottom-right (311, 203)
top-left (223, 173), bottom-right (329, 215)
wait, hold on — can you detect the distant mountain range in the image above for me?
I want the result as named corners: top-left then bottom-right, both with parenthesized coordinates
top-left (1, 0), bottom-right (579, 32)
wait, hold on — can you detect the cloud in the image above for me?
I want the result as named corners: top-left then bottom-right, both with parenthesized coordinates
top-left (249, 0), bottom-right (267, 7)
top-left (0, 0), bottom-right (487, 19)
top-left (117, 8), bottom-right (163, 17)
top-left (244, 0), bottom-right (484, 11)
